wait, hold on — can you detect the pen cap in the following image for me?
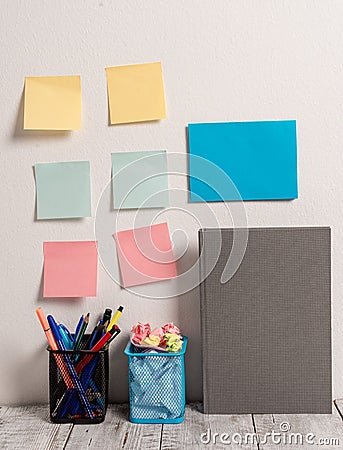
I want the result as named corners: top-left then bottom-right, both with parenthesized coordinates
top-left (113, 306), bottom-right (123, 322)
top-left (106, 306), bottom-right (123, 331)
top-left (109, 324), bottom-right (119, 334)
top-left (36, 307), bottom-right (49, 330)
top-left (103, 308), bottom-right (112, 323)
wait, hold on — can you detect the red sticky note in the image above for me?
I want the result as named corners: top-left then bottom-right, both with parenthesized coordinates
top-left (114, 222), bottom-right (177, 288)
top-left (43, 241), bottom-right (98, 297)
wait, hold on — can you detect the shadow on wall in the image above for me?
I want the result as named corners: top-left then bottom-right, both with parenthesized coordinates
top-left (9, 345), bottom-right (48, 411)
top-left (177, 243), bottom-right (203, 402)
top-left (36, 270), bottom-right (83, 304)
top-left (31, 174), bottom-right (86, 223)
top-left (12, 87), bottom-right (70, 139)
top-left (108, 333), bottom-right (130, 404)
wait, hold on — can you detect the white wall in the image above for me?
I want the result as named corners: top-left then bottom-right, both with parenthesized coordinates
top-left (0, 0), bottom-right (342, 405)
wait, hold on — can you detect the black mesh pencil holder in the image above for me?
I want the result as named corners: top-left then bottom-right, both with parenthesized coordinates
top-left (47, 335), bottom-right (109, 424)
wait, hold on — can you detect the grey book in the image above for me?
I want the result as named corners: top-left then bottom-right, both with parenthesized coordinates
top-left (199, 227), bottom-right (331, 414)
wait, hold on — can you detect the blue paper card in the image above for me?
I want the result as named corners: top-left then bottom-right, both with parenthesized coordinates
top-left (188, 120), bottom-right (298, 201)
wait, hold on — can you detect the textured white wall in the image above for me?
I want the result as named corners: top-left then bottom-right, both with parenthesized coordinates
top-left (0, 0), bottom-right (342, 405)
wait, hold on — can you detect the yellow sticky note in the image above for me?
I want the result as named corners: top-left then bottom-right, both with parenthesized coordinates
top-left (24, 76), bottom-right (81, 130)
top-left (106, 62), bottom-right (166, 125)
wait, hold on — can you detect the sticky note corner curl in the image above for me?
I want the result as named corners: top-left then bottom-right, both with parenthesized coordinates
top-left (24, 75), bottom-right (81, 131)
top-left (106, 62), bottom-right (166, 125)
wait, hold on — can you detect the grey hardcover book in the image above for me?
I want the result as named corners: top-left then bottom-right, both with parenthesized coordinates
top-left (199, 227), bottom-right (331, 414)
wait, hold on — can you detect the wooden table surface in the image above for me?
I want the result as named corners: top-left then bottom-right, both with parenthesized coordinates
top-left (1, 402), bottom-right (343, 449)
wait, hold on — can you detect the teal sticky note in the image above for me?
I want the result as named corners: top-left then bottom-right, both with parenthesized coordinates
top-left (34, 161), bottom-right (91, 219)
top-left (188, 120), bottom-right (298, 201)
top-left (111, 151), bottom-right (169, 209)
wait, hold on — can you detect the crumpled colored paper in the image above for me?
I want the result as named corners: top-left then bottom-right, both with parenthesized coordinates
top-left (150, 327), bottom-right (164, 339)
top-left (162, 322), bottom-right (180, 335)
top-left (131, 322), bottom-right (151, 344)
top-left (141, 335), bottom-right (161, 347)
top-left (165, 333), bottom-right (183, 352)
top-left (130, 321), bottom-right (183, 352)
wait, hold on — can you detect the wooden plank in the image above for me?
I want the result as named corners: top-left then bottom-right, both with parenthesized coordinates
top-left (0, 406), bottom-right (9, 419)
top-left (3, 403), bottom-right (343, 450)
top-left (0, 405), bottom-right (73, 450)
top-left (253, 404), bottom-right (343, 449)
top-left (65, 404), bottom-right (162, 450)
top-left (161, 403), bottom-right (257, 449)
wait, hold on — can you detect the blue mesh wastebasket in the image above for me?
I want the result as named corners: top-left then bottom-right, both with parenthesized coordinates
top-left (124, 337), bottom-right (187, 424)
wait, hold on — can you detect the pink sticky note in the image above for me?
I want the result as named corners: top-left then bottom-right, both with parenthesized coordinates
top-left (43, 241), bottom-right (98, 297)
top-left (114, 222), bottom-right (177, 288)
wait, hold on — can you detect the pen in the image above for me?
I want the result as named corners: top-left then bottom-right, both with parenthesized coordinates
top-left (35, 308), bottom-right (73, 389)
top-left (47, 315), bottom-right (94, 419)
top-left (102, 308), bottom-right (112, 328)
top-left (36, 308), bottom-right (58, 351)
top-left (68, 356), bottom-right (103, 416)
top-left (74, 315), bottom-right (84, 343)
top-left (106, 306), bottom-right (123, 332)
top-left (88, 324), bottom-right (106, 349)
top-left (76, 325), bottom-right (120, 374)
top-left (89, 325), bottom-right (120, 352)
top-left (85, 322), bottom-right (105, 350)
top-left (73, 313), bottom-right (90, 351)
top-left (106, 326), bottom-right (121, 345)
top-left (66, 323), bottom-right (107, 415)
top-left (58, 324), bottom-right (73, 350)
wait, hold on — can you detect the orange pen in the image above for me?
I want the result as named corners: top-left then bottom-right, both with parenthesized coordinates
top-left (36, 307), bottom-right (73, 389)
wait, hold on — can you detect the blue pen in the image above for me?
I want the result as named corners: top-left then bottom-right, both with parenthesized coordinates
top-left (88, 324), bottom-right (106, 350)
top-left (69, 356), bottom-right (103, 415)
top-left (48, 316), bottom-right (93, 419)
top-left (58, 324), bottom-right (74, 350)
top-left (47, 315), bottom-right (94, 419)
top-left (74, 315), bottom-right (84, 343)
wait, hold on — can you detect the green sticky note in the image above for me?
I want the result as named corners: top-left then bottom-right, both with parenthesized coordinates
top-left (111, 151), bottom-right (168, 209)
top-left (34, 161), bottom-right (91, 219)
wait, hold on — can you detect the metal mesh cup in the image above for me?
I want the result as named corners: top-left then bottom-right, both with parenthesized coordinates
top-left (124, 337), bottom-right (187, 424)
top-left (47, 335), bottom-right (109, 424)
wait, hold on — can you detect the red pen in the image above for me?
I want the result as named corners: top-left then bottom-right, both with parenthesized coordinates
top-left (76, 325), bottom-right (120, 373)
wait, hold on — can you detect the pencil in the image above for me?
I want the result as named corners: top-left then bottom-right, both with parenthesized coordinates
top-left (73, 313), bottom-right (90, 351)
